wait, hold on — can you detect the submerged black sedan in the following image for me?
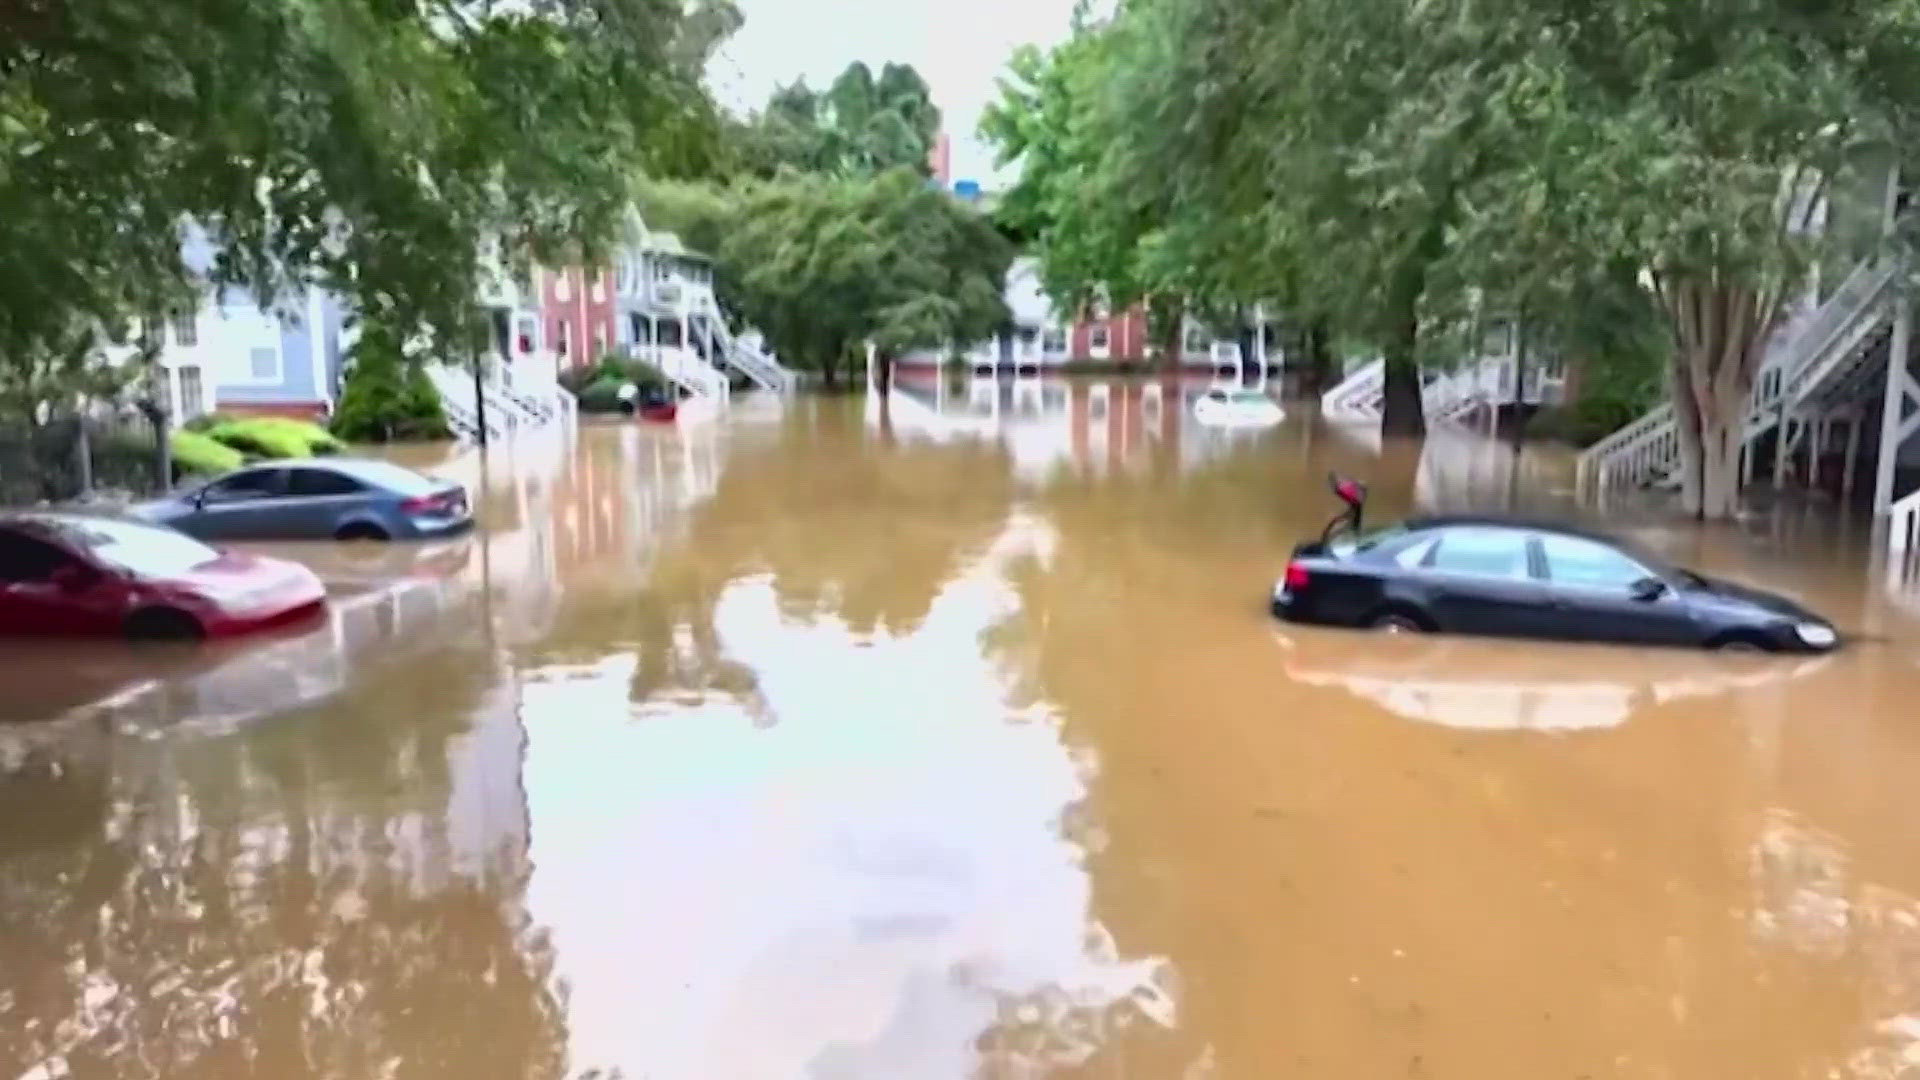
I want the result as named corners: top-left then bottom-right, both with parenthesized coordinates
top-left (1272, 516), bottom-right (1840, 653)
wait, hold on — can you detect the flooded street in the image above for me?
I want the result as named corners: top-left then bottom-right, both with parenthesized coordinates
top-left (10, 379), bottom-right (1920, 1078)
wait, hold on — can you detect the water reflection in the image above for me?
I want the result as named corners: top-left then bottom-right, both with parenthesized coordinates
top-left (517, 514), bottom-right (1172, 1077)
top-left (1275, 629), bottom-right (1832, 731)
top-left (10, 395), bottom-right (1920, 1077)
top-left (0, 609), bottom-right (559, 1079)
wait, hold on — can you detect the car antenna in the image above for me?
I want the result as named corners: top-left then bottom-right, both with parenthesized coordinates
top-left (1321, 473), bottom-right (1367, 543)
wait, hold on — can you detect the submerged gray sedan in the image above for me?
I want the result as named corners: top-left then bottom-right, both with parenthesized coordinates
top-left (134, 459), bottom-right (472, 542)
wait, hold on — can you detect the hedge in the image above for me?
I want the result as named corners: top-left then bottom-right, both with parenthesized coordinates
top-left (171, 429), bottom-right (246, 477)
top-left (205, 417), bottom-right (343, 460)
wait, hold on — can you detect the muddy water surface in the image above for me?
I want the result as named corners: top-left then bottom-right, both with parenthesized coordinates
top-left (7, 384), bottom-right (1920, 1078)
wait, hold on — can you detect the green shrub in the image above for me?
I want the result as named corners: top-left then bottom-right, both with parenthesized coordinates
top-left (183, 411), bottom-right (238, 433)
top-left (245, 415), bottom-right (346, 455)
top-left (575, 377), bottom-right (628, 414)
top-left (560, 354), bottom-right (665, 397)
top-left (329, 322), bottom-right (452, 442)
top-left (171, 429), bottom-right (245, 476)
top-left (205, 418), bottom-right (314, 459)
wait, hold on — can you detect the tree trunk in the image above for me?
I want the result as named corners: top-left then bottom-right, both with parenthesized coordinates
top-left (1381, 243), bottom-right (1432, 438)
top-left (1380, 358), bottom-right (1426, 438)
top-left (1152, 296), bottom-right (1184, 370)
top-left (1298, 319), bottom-right (1335, 396)
top-left (73, 415), bottom-right (92, 498)
top-left (875, 351), bottom-right (893, 394)
top-left (1660, 277), bottom-right (1780, 520)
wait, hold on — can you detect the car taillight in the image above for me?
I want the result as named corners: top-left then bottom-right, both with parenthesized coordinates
top-left (402, 492), bottom-right (456, 515)
top-left (1284, 561), bottom-right (1311, 591)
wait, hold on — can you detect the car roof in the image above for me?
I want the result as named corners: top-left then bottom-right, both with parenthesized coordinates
top-left (0, 509), bottom-right (136, 531)
top-left (236, 457), bottom-right (438, 491)
top-left (0, 510), bottom-right (176, 544)
top-left (1401, 515), bottom-right (1669, 556)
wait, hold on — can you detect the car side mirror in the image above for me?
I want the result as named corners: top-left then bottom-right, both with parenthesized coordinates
top-left (1630, 577), bottom-right (1668, 602)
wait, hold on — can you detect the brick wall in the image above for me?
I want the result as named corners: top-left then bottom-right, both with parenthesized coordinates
top-left (540, 266), bottom-right (618, 371)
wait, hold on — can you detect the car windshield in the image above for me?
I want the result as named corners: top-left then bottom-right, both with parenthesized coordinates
top-left (41, 516), bottom-right (220, 578)
top-left (1229, 391), bottom-right (1270, 404)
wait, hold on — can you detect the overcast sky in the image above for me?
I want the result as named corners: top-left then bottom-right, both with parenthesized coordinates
top-left (707, 0), bottom-right (1082, 185)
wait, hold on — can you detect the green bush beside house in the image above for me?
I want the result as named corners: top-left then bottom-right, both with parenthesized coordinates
top-left (562, 354), bottom-right (669, 414)
top-left (329, 323), bottom-right (452, 442)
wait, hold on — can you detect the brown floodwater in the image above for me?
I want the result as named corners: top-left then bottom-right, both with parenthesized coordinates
top-left (8, 378), bottom-right (1920, 1078)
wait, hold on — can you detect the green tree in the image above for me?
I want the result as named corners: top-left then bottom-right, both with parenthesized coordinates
top-left (1434, 0), bottom-right (1918, 518)
top-left (740, 62), bottom-right (941, 179)
top-left (645, 169), bottom-right (1013, 389)
top-left (330, 323), bottom-right (452, 443)
top-left (982, 21), bottom-right (1326, 381)
top-left (1, 0), bottom-right (736, 424)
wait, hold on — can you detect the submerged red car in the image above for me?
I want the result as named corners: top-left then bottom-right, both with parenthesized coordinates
top-left (0, 512), bottom-right (326, 640)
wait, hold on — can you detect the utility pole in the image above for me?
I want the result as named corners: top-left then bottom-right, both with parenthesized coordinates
top-left (472, 347), bottom-right (490, 448)
top-left (1509, 308), bottom-right (1529, 444)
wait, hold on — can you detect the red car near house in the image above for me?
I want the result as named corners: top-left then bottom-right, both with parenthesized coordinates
top-left (0, 512), bottom-right (326, 640)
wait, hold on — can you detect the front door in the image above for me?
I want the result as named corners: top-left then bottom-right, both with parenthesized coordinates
top-left (186, 467), bottom-right (293, 539)
top-left (1420, 526), bottom-right (1551, 637)
top-left (1535, 533), bottom-right (1700, 646)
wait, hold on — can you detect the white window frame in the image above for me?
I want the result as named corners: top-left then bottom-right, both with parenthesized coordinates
top-left (171, 306), bottom-right (198, 347)
top-left (1042, 326), bottom-right (1068, 356)
top-left (243, 345), bottom-right (282, 384)
top-left (553, 271), bottom-right (572, 302)
top-left (1088, 323), bottom-right (1111, 359)
top-left (176, 365), bottom-right (206, 418)
top-left (554, 319), bottom-right (572, 358)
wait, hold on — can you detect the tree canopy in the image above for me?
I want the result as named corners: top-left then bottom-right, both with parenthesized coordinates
top-left (738, 61), bottom-right (941, 179)
top-left (1, 0), bottom-right (738, 418)
top-left (985, 0), bottom-right (1920, 511)
top-left (645, 168), bottom-right (1013, 387)
top-left (640, 60), bottom-right (1008, 388)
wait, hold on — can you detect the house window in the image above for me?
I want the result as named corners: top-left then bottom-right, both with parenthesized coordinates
top-left (249, 347), bottom-right (279, 380)
top-left (171, 308), bottom-right (197, 347)
top-left (1183, 324), bottom-right (1208, 353)
top-left (593, 323), bottom-right (607, 358)
top-left (1089, 324), bottom-right (1111, 356)
top-left (516, 316), bottom-right (537, 353)
top-left (555, 320), bottom-right (571, 357)
top-left (554, 272), bottom-right (572, 302)
top-left (1042, 326), bottom-right (1067, 354)
top-left (177, 365), bottom-right (205, 418)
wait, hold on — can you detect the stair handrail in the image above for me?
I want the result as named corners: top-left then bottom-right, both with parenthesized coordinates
top-left (703, 310), bottom-right (796, 392)
top-left (1781, 256), bottom-right (1900, 403)
top-left (1321, 358), bottom-right (1385, 415)
top-left (1892, 486), bottom-right (1920, 555)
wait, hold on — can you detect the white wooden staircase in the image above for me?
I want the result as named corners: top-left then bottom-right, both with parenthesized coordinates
top-left (1575, 256), bottom-right (1899, 499)
top-left (1321, 351), bottom-right (1559, 425)
top-left (426, 355), bottom-right (577, 444)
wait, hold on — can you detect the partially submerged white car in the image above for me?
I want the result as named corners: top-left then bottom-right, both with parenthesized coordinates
top-left (1193, 387), bottom-right (1285, 426)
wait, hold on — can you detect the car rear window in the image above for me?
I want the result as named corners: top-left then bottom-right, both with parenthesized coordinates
top-left (328, 460), bottom-right (442, 495)
top-left (1328, 524), bottom-right (1409, 560)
